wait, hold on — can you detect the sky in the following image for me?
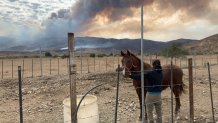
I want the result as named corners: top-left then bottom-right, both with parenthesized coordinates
top-left (0, 0), bottom-right (218, 42)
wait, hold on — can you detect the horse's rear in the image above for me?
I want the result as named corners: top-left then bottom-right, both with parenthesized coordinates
top-left (162, 64), bottom-right (185, 114)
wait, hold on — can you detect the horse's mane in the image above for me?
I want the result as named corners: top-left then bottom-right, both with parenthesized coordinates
top-left (129, 52), bottom-right (152, 70)
top-left (130, 52), bottom-right (141, 61)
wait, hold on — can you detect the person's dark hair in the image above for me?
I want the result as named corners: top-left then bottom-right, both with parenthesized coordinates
top-left (152, 59), bottom-right (162, 71)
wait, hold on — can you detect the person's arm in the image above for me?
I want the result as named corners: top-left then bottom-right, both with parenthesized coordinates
top-left (129, 74), bottom-right (141, 80)
top-left (130, 72), bottom-right (148, 80)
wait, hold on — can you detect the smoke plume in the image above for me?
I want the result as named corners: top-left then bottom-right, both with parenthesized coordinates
top-left (41, 0), bottom-right (215, 39)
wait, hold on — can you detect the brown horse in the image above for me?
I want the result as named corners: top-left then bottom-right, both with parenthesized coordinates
top-left (120, 50), bottom-right (185, 120)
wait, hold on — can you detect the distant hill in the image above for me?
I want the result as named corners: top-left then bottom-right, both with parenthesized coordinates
top-left (183, 34), bottom-right (218, 54)
top-left (0, 36), bottom-right (16, 49)
top-left (0, 36), bottom-right (195, 54)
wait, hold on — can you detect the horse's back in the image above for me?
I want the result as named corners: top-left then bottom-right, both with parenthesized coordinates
top-left (162, 65), bottom-right (184, 90)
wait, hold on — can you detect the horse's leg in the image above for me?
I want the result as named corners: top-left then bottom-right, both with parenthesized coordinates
top-left (172, 86), bottom-right (181, 115)
top-left (144, 92), bottom-right (147, 120)
top-left (135, 87), bottom-right (142, 121)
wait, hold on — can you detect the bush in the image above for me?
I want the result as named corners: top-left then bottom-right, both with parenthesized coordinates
top-left (214, 52), bottom-right (218, 54)
top-left (97, 54), bottom-right (106, 57)
top-left (45, 52), bottom-right (52, 57)
top-left (162, 43), bottom-right (189, 58)
top-left (61, 54), bottom-right (69, 59)
top-left (90, 53), bottom-right (96, 57)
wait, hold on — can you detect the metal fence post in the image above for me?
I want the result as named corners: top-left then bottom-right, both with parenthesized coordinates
top-left (115, 64), bottom-right (120, 123)
top-left (207, 63), bottom-right (215, 122)
top-left (18, 66), bottom-right (23, 123)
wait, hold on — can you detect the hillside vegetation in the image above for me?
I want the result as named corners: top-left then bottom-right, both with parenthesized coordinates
top-left (183, 34), bottom-right (218, 54)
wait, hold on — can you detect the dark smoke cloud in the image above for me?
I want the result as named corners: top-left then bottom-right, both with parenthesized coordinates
top-left (70, 0), bottom-right (153, 22)
top-left (44, 0), bottom-right (154, 38)
top-left (43, 0), bottom-right (215, 39)
top-left (155, 0), bottom-right (212, 18)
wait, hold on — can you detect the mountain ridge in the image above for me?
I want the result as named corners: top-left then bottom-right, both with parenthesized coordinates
top-left (1, 33), bottom-right (218, 54)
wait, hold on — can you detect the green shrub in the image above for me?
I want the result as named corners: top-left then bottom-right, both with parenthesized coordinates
top-left (90, 53), bottom-right (96, 57)
top-left (45, 52), bottom-right (52, 57)
top-left (97, 54), bottom-right (106, 57)
top-left (162, 43), bottom-right (189, 58)
top-left (61, 54), bottom-right (69, 59)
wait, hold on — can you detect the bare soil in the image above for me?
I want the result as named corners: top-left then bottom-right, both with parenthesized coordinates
top-left (0, 56), bottom-right (218, 123)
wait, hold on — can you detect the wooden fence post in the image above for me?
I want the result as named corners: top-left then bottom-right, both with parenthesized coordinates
top-left (2, 59), bottom-right (3, 79)
top-left (22, 59), bottom-right (25, 78)
top-left (202, 57), bottom-right (204, 67)
top-left (99, 57), bottom-right (100, 72)
top-left (149, 54), bottom-right (152, 64)
top-left (217, 56), bottom-right (218, 64)
top-left (87, 58), bottom-right (89, 73)
top-left (188, 58), bottom-right (194, 123)
top-left (94, 57), bottom-right (95, 72)
top-left (50, 58), bottom-right (51, 75)
top-left (106, 57), bottom-right (107, 71)
top-left (12, 59), bottom-right (13, 78)
top-left (40, 48), bottom-right (43, 77)
top-left (68, 33), bottom-right (77, 123)
top-left (32, 59), bottom-right (33, 78)
top-left (80, 50), bottom-right (82, 74)
top-left (170, 60), bottom-right (174, 123)
top-left (210, 54), bottom-right (212, 64)
top-left (58, 58), bottom-right (60, 75)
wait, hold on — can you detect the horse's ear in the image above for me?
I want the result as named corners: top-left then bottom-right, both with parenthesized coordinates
top-left (127, 50), bottom-right (131, 56)
top-left (121, 51), bottom-right (125, 56)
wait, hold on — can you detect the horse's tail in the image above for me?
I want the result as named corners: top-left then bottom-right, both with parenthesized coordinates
top-left (179, 72), bottom-right (186, 95)
top-left (179, 82), bottom-right (186, 95)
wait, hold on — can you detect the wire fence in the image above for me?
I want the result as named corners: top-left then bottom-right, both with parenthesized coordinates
top-left (1, 55), bottom-right (218, 80)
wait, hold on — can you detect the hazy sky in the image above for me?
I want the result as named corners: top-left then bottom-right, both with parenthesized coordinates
top-left (0, 0), bottom-right (218, 42)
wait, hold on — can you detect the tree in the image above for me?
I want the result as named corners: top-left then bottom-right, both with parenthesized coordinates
top-left (90, 53), bottom-right (96, 57)
top-left (45, 52), bottom-right (52, 57)
top-left (162, 43), bottom-right (189, 58)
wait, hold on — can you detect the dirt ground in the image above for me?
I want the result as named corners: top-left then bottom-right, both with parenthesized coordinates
top-left (0, 56), bottom-right (218, 123)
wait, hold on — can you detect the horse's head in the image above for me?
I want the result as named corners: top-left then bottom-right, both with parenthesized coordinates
top-left (120, 50), bottom-right (139, 78)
